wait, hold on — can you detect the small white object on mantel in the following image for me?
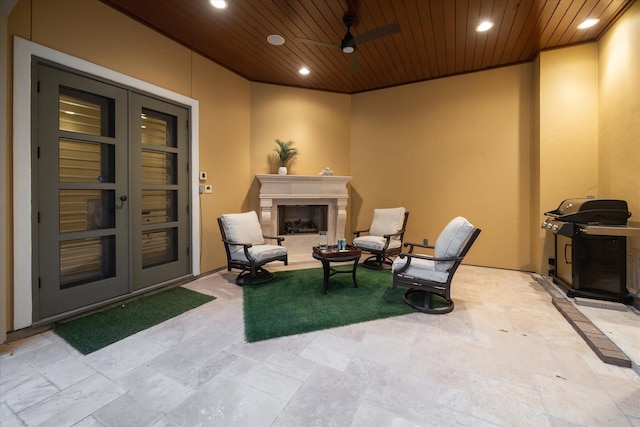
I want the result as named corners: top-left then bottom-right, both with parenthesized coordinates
top-left (318, 167), bottom-right (334, 176)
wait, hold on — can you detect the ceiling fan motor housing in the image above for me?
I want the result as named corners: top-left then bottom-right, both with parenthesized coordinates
top-left (341, 15), bottom-right (356, 52)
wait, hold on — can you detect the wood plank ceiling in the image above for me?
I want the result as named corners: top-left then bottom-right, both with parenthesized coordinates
top-left (99, 0), bottom-right (634, 94)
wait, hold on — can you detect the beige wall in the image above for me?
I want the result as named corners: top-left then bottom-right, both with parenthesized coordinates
top-left (32, 0), bottom-right (192, 96)
top-left (192, 55), bottom-right (252, 273)
top-left (351, 65), bottom-right (534, 271)
top-left (537, 43), bottom-right (600, 274)
top-left (250, 83), bottom-right (351, 177)
top-left (598, 0), bottom-right (640, 296)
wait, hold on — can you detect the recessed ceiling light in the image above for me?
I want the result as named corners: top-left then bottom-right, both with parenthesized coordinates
top-left (267, 35), bottom-right (285, 46)
top-left (577, 18), bottom-right (599, 29)
top-left (209, 0), bottom-right (227, 9)
top-left (476, 21), bottom-right (494, 32)
top-left (299, 67), bottom-right (310, 75)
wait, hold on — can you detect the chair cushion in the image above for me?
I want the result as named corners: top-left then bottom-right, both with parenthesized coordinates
top-left (230, 244), bottom-right (287, 263)
top-left (434, 216), bottom-right (474, 272)
top-left (369, 207), bottom-right (406, 237)
top-left (220, 211), bottom-right (265, 245)
top-left (391, 256), bottom-right (450, 283)
top-left (353, 235), bottom-right (402, 251)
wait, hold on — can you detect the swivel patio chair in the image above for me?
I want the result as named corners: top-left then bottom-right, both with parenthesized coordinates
top-left (392, 216), bottom-right (481, 314)
top-left (218, 211), bottom-right (288, 285)
top-left (352, 207), bottom-right (409, 270)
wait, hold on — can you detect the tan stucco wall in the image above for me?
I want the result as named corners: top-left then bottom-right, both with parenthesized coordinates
top-left (537, 43), bottom-right (600, 275)
top-left (32, 0), bottom-right (192, 96)
top-left (192, 55), bottom-right (252, 273)
top-left (250, 83), bottom-right (351, 177)
top-left (351, 65), bottom-right (534, 271)
top-left (598, 0), bottom-right (640, 296)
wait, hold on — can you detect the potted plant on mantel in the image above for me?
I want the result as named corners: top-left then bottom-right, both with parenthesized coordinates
top-left (273, 139), bottom-right (299, 175)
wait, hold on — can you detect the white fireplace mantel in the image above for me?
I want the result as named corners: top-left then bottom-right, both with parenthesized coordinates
top-left (256, 174), bottom-right (351, 252)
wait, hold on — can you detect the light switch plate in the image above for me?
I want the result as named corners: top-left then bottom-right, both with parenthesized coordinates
top-left (200, 172), bottom-right (207, 181)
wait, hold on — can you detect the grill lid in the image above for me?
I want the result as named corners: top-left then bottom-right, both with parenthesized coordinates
top-left (544, 198), bottom-right (630, 225)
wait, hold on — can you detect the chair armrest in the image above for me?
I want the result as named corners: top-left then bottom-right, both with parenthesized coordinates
top-left (222, 238), bottom-right (258, 261)
top-left (263, 235), bottom-right (285, 245)
top-left (353, 228), bottom-right (370, 237)
top-left (398, 252), bottom-right (463, 263)
top-left (394, 252), bottom-right (464, 274)
top-left (403, 241), bottom-right (435, 253)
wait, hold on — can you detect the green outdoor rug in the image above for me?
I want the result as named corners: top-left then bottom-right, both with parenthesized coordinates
top-left (243, 267), bottom-right (416, 342)
top-left (55, 287), bottom-right (215, 354)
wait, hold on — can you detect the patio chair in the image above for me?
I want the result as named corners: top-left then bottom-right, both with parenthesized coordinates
top-left (352, 207), bottom-right (409, 269)
top-left (392, 216), bottom-right (481, 314)
top-left (218, 211), bottom-right (288, 285)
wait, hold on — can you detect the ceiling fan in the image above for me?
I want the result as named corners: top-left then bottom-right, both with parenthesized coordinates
top-left (296, 15), bottom-right (400, 70)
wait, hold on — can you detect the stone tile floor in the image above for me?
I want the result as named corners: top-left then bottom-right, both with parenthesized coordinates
top-left (1, 262), bottom-right (639, 426)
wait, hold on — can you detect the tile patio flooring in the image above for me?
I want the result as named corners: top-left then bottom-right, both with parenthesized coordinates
top-left (1, 261), bottom-right (639, 426)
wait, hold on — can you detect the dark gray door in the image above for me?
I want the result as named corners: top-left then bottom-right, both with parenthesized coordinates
top-left (35, 64), bottom-right (129, 319)
top-left (34, 63), bottom-right (191, 320)
top-left (129, 94), bottom-right (190, 290)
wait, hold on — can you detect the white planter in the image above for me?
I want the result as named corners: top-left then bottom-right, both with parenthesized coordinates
top-left (278, 166), bottom-right (288, 175)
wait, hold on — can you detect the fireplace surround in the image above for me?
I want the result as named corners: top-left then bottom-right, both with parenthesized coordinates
top-left (256, 174), bottom-right (351, 256)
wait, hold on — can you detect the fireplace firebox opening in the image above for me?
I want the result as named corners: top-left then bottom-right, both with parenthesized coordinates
top-left (278, 205), bottom-right (328, 235)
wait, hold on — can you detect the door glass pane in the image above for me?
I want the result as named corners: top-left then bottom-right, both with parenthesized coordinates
top-left (142, 190), bottom-right (177, 224)
top-left (59, 139), bottom-right (115, 183)
top-left (60, 236), bottom-right (115, 288)
top-left (59, 87), bottom-right (114, 136)
top-left (59, 189), bottom-right (115, 232)
top-left (141, 150), bottom-right (177, 185)
top-left (142, 228), bottom-right (177, 268)
top-left (141, 109), bottom-right (176, 147)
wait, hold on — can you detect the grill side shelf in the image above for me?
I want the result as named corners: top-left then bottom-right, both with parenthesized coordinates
top-left (580, 226), bottom-right (640, 236)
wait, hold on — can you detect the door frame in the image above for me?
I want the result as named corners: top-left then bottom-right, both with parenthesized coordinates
top-left (13, 36), bottom-right (201, 329)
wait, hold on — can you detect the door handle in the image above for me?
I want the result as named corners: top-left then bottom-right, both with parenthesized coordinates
top-left (120, 195), bottom-right (128, 202)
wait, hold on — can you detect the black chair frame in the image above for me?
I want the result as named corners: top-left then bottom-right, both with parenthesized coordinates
top-left (218, 217), bottom-right (288, 286)
top-left (392, 228), bottom-right (481, 314)
top-left (353, 211), bottom-right (409, 270)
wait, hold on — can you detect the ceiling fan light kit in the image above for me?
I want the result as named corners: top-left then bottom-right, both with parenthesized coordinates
top-left (296, 13), bottom-right (400, 68)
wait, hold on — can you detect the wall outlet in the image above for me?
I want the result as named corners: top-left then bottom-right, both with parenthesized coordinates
top-left (204, 184), bottom-right (213, 194)
top-left (423, 238), bottom-right (429, 246)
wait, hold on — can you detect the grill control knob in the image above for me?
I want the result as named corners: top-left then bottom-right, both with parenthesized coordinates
top-left (552, 224), bottom-right (559, 231)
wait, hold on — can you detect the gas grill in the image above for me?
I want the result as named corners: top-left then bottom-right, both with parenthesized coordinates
top-left (543, 198), bottom-right (640, 304)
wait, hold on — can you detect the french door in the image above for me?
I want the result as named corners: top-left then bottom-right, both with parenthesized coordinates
top-left (34, 62), bottom-right (190, 320)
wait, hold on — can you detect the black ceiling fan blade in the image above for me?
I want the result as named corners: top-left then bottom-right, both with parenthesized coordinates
top-left (295, 37), bottom-right (338, 49)
top-left (345, 23), bottom-right (400, 47)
